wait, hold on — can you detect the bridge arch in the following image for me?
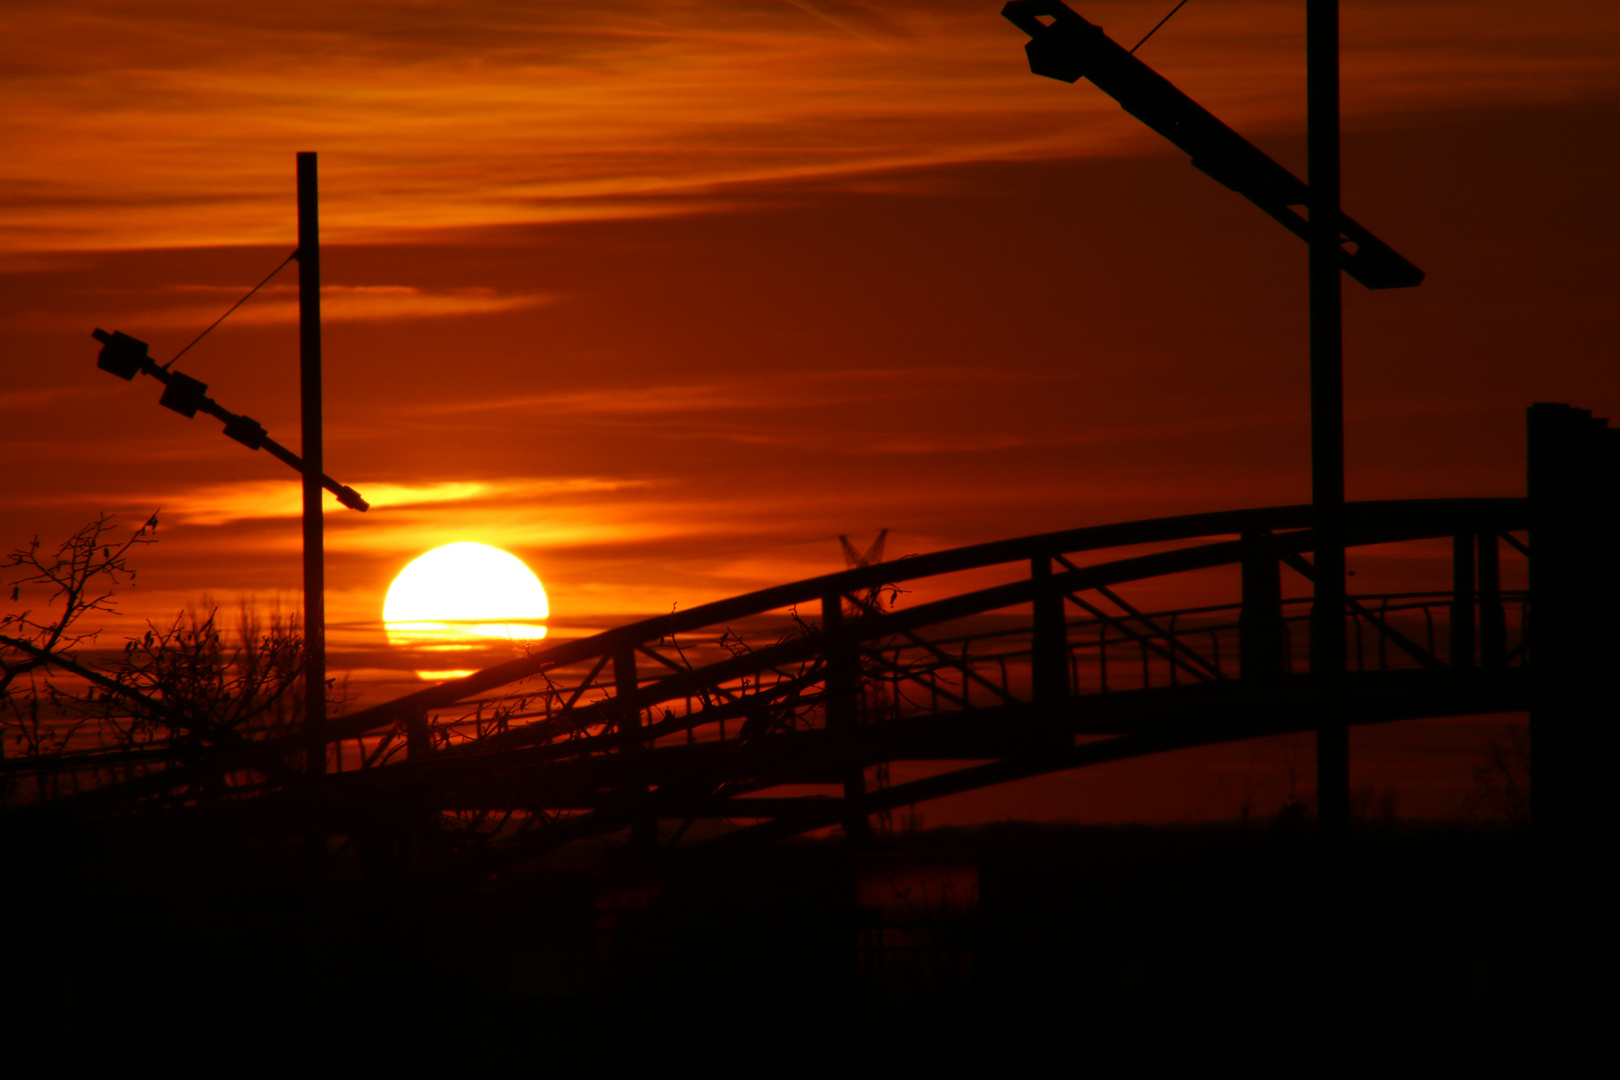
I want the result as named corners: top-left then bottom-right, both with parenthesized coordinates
top-left (303, 497), bottom-right (1528, 864)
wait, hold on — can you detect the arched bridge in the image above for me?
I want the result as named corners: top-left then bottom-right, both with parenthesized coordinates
top-left (304, 496), bottom-right (1528, 867)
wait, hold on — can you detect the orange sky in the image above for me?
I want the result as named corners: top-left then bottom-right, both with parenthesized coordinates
top-left (3, 0), bottom-right (1615, 818)
top-left (6, 1), bottom-right (1617, 251)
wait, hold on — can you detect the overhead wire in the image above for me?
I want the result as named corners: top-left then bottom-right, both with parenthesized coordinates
top-left (164, 248), bottom-right (298, 369)
top-left (1131, 0), bottom-right (1191, 54)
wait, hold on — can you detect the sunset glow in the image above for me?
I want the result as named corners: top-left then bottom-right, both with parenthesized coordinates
top-left (384, 542), bottom-right (548, 680)
top-left (2, 0), bottom-right (1614, 820)
top-left (4, 1), bottom-right (1616, 252)
top-left (8, 2), bottom-right (1615, 1032)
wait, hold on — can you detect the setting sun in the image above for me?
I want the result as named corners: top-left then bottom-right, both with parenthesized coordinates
top-left (384, 542), bottom-right (549, 679)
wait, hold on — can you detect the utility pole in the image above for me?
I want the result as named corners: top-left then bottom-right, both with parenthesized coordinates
top-left (88, 151), bottom-right (368, 808)
top-left (297, 152), bottom-right (326, 782)
top-left (1001, 0), bottom-right (1423, 829)
top-left (1307, 0), bottom-right (1350, 834)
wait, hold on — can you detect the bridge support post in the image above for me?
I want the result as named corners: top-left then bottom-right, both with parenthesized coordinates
top-left (1527, 403), bottom-right (1619, 1029)
top-left (822, 594), bottom-right (869, 843)
top-left (1450, 534), bottom-right (1476, 668)
top-left (406, 710), bottom-right (431, 758)
top-left (1240, 533), bottom-right (1286, 682)
top-left (1310, 563), bottom-right (1350, 836)
top-left (1031, 555), bottom-right (1071, 708)
top-left (1477, 532), bottom-right (1506, 670)
top-left (1304, 516), bottom-right (1350, 833)
top-left (615, 647), bottom-right (656, 854)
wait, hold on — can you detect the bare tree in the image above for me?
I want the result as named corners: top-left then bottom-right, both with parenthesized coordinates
top-left (80, 600), bottom-right (307, 753)
top-left (2, 515), bottom-right (321, 805)
top-left (1, 513), bottom-right (157, 763)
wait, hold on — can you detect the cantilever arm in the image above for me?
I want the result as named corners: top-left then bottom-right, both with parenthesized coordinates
top-left (1002, 0), bottom-right (1423, 290)
top-left (91, 328), bottom-right (369, 511)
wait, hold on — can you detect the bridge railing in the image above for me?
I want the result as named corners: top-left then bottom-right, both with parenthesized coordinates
top-left (293, 498), bottom-right (1527, 781)
top-left (786, 587), bottom-right (1528, 735)
top-left (1, 498), bottom-right (1529, 821)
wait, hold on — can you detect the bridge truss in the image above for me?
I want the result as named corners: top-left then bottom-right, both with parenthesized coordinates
top-left (4, 498), bottom-right (1528, 880)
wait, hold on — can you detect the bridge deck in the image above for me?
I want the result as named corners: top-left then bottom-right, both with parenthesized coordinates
top-left (4, 499), bottom-right (1531, 873)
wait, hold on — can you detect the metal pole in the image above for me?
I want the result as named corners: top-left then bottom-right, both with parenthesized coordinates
top-left (1307, 0), bottom-right (1349, 833)
top-left (822, 594), bottom-right (870, 843)
top-left (297, 152), bottom-right (326, 781)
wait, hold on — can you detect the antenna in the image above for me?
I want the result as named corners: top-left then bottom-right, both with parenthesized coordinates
top-left (840, 529), bottom-right (889, 570)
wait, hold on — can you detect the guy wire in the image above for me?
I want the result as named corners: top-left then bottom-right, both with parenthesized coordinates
top-left (165, 249), bottom-right (298, 369)
top-left (1131, 0), bottom-right (1191, 54)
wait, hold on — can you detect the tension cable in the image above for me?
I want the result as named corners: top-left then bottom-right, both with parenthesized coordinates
top-left (1131, 0), bottom-right (1190, 54)
top-left (165, 248), bottom-right (298, 369)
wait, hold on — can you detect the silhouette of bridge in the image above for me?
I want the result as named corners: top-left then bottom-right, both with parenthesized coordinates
top-left (17, 401), bottom-right (1620, 892)
top-left (254, 495), bottom-right (1523, 872)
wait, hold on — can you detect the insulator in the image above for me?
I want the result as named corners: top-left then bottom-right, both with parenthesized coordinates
top-left (158, 371), bottom-right (209, 418)
top-left (222, 413), bottom-right (267, 450)
top-left (91, 328), bottom-right (151, 381)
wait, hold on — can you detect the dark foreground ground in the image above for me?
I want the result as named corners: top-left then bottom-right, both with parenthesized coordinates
top-left (6, 818), bottom-right (1539, 1068)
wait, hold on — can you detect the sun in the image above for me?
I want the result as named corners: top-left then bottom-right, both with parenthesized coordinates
top-left (384, 542), bottom-right (549, 680)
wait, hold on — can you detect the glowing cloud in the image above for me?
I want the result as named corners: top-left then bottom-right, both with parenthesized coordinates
top-left (143, 285), bottom-right (551, 327)
top-left (5, 0), bottom-right (1614, 252)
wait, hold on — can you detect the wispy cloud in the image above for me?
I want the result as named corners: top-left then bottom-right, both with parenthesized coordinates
top-left (402, 365), bottom-right (1078, 419)
top-left (145, 476), bottom-right (645, 527)
top-left (4, 0), bottom-right (1613, 251)
top-left (0, 384), bottom-right (115, 414)
top-left (138, 284), bottom-right (551, 326)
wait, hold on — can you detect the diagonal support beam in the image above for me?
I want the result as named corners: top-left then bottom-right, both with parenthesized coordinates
top-left (842, 589), bottom-right (1015, 705)
top-left (1053, 554), bottom-right (1223, 682)
top-left (1060, 589), bottom-right (1217, 685)
top-left (1093, 583), bottom-right (1226, 682)
top-left (1273, 545), bottom-right (1445, 671)
top-left (1001, 0), bottom-right (1422, 290)
top-left (92, 328), bottom-right (369, 510)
